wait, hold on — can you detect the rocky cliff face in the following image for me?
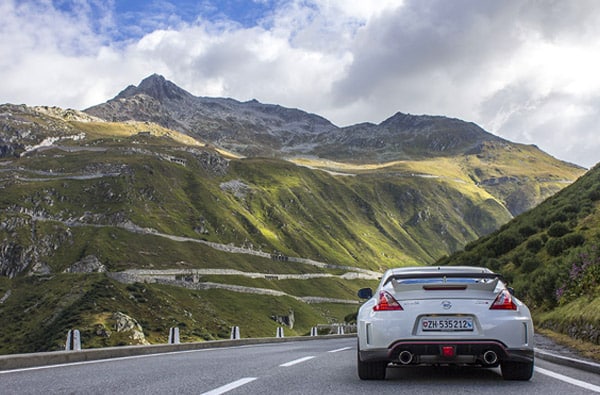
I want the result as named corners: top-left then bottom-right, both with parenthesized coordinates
top-left (0, 212), bottom-right (74, 278)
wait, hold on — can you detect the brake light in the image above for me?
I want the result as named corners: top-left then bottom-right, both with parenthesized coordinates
top-left (441, 346), bottom-right (456, 358)
top-left (374, 291), bottom-right (403, 311)
top-left (423, 285), bottom-right (467, 291)
top-left (490, 289), bottom-right (517, 310)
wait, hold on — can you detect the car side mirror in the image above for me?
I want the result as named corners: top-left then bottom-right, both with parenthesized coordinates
top-left (507, 287), bottom-right (515, 296)
top-left (358, 288), bottom-right (373, 299)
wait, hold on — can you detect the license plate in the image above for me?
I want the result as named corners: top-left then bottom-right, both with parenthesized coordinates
top-left (421, 317), bottom-right (474, 331)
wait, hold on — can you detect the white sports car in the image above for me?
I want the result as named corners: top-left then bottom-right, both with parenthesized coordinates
top-left (357, 266), bottom-right (534, 380)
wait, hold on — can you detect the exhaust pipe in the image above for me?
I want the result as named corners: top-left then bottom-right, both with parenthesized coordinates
top-left (483, 350), bottom-right (498, 365)
top-left (398, 350), bottom-right (414, 365)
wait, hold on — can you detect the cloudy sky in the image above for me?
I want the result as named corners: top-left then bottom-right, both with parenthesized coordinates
top-left (2, 0), bottom-right (600, 168)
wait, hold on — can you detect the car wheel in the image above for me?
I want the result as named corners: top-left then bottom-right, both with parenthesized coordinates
top-left (501, 360), bottom-right (534, 380)
top-left (357, 352), bottom-right (387, 380)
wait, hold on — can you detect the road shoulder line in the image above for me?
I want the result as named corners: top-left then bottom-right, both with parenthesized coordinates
top-left (535, 348), bottom-right (600, 375)
top-left (535, 367), bottom-right (600, 393)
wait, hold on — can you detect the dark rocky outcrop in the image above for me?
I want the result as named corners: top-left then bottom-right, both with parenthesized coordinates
top-left (64, 255), bottom-right (106, 273)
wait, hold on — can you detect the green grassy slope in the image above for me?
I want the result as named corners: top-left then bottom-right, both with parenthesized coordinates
top-left (0, 274), bottom-right (371, 354)
top-left (439, 164), bottom-right (600, 344)
top-left (0, 106), bottom-right (585, 353)
top-left (1, 144), bottom-right (516, 272)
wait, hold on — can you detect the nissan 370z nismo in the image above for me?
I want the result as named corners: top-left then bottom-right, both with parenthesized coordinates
top-left (356, 266), bottom-right (534, 380)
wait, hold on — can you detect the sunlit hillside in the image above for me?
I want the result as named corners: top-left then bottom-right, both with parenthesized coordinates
top-left (439, 163), bottom-right (600, 350)
top-left (0, 103), bottom-right (585, 354)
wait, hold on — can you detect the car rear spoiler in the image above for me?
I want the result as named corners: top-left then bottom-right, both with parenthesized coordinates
top-left (383, 272), bottom-right (506, 286)
top-left (390, 277), bottom-right (501, 293)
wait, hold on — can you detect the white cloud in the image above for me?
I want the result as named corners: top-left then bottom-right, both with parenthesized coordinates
top-left (1, 0), bottom-right (600, 167)
top-left (327, 0), bottom-right (600, 167)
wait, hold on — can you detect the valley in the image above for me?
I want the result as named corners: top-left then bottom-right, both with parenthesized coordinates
top-left (0, 76), bottom-right (588, 354)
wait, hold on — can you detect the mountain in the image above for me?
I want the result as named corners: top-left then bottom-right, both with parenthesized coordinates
top-left (313, 112), bottom-right (505, 163)
top-left (0, 77), bottom-right (586, 354)
top-left (85, 74), bottom-right (584, 216)
top-left (438, 164), bottom-right (600, 347)
top-left (85, 74), bottom-right (504, 162)
top-left (85, 74), bottom-right (338, 158)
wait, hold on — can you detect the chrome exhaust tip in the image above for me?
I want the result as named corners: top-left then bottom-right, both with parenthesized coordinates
top-left (483, 350), bottom-right (498, 365)
top-left (398, 350), bottom-right (414, 365)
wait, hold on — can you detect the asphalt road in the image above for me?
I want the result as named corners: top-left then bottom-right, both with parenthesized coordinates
top-left (1, 338), bottom-right (599, 394)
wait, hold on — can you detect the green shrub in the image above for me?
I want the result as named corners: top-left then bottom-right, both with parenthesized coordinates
top-left (546, 238), bottom-right (565, 256)
top-left (556, 245), bottom-right (600, 304)
top-left (562, 233), bottom-right (585, 249)
top-left (588, 189), bottom-right (600, 201)
top-left (547, 212), bottom-right (568, 226)
top-left (526, 237), bottom-right (543, 253)
top-left (545, 233), bottom-right (585, 257)
top-left (525, 268), bottom-right (561, 309)
top-left (548, 222), bottom-right (570, 238)
top-left (520, 255), bottom-right (539, 273)
top-left (489, 233), bottom-right (520, 256)
top-left (518, 225), bottom-right (537, 237)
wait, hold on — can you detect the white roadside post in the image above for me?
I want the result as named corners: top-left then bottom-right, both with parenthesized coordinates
top-left (276, 327), bottom-right (284, 338)
top-left (65, 329), bottom-right (81, 351)
top-left (230, 326), bottom-right (240, 340)
top-left (168, 327), bottom-right (180, 344)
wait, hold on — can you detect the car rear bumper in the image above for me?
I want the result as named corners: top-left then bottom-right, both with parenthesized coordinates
top-left (359, 340), bottom-right (534, 365)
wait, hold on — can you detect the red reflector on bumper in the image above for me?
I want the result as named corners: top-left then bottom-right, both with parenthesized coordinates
top-left (441, 346), bottom-right (455, 357)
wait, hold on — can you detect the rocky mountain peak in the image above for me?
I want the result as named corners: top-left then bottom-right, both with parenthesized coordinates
top-left (115, 74), bottom-right (191, 102)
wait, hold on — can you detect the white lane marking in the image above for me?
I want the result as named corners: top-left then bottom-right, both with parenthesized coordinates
top-left (0, 355), bottom-right (154, 374)
top-left (201, 377), bottom-right (257, 395)
top-left (328, 347), bottom-right (351, 353)
top-left (279, 356), bottom-right (315, 367)
top-left (535, 367), bottom-right (600, 393)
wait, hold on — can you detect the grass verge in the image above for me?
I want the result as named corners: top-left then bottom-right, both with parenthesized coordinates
top-left (536, 327), bottom-right (600, 362)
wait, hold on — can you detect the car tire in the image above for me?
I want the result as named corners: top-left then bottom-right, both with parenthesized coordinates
top-left (357, 353), bottom-right (387, 380)
top-left (500, 360), bottom-right (534, 380)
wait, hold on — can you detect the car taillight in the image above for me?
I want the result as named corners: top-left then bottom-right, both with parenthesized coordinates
top-left (490, 289), bottom-right (517, 310)
top-left (374, 291), bottom-right (403, 311)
